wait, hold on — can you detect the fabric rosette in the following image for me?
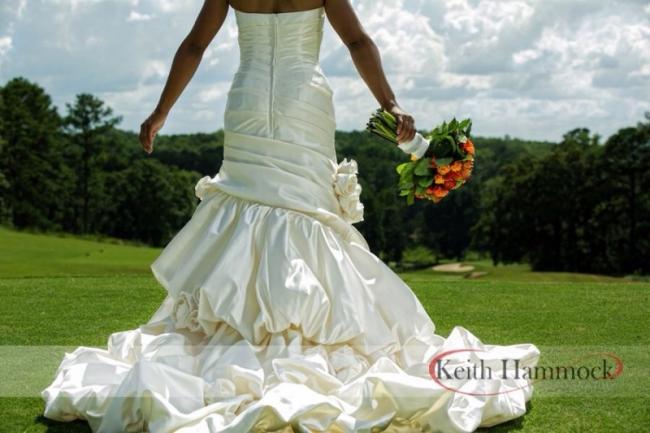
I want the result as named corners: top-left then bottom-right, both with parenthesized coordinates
top-left (332, 158), bottom-right (364, 224)
top-left (195, 175), bottom-right (218, 201)
top-left (366, 108), bottom-right (475, 205)
top-left (171, 290), bottom-right (204, 334)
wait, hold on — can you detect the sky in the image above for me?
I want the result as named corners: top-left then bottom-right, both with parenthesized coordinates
top-left (1, 0), bottom-right (649, 142)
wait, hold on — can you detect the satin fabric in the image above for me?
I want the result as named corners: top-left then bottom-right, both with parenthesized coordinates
top-left (41, 7), bottom-right (540, 432)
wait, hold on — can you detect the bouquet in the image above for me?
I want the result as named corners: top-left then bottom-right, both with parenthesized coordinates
top-left (366, 108), bottom-right (475, 205)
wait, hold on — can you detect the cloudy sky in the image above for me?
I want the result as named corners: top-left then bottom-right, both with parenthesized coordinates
top-left (1, 0), bottom-right (649, 141)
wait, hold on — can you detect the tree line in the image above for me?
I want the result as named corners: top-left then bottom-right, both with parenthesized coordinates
top-left (1, 77), bottom-right (648, 275)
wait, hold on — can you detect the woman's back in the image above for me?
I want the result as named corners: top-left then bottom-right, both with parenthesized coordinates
top-left (228, 0), bottom-right (325, 14)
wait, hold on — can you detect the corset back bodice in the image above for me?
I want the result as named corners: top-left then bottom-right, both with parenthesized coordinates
top-left (199, 6), bottom-right (368, 246)
top-left (225, 6), bottom-right (335, 149)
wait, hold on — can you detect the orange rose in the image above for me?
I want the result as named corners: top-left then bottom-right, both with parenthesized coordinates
top-left (435, 175), bottom-right (444, 184)
top-left (451, 161), bottom-right (463, 172)
top-left (433, 187), bottom-right (449, 198)
top-left (464, 138), bottom-right (475, 155)
top-left (426, 186), bottom-right (436, 195)
top-left (461, 169), bottom-right (472, 178)
top-left (444, 179), bottom-right (456, 190)
top-left (438, 165), bottom-right (451, 175)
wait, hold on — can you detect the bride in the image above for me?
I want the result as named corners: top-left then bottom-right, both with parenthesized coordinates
top-left (42, 1), bottom-right (540, 432)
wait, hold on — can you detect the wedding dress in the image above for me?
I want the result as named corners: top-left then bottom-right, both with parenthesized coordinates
top-left (41, 6), bottom-right (540, 433)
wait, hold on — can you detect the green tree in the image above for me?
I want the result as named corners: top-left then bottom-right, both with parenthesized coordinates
top-left (63, 93), bottom-right (122, 233)
top-left (0, 77), bottom-right (72, 230)
top-left (425, 184), bottom-right (479, 261)
top-left (0, 90), bottom-right (10, 224)
top-left (473, 129), bottom-right (602, 270)
top-left (152, 131), bottom-right (225, 175)
top-left (596, 114), bottom-right (650, 274)
top-left (101, 159), bottom-right (199, 246)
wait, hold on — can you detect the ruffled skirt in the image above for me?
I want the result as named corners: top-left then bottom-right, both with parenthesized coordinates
top-left (41, 188), bottom-right (540, 433)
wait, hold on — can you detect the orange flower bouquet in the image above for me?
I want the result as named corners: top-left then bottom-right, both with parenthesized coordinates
top-left (366, 108), bottom-right (475, 204)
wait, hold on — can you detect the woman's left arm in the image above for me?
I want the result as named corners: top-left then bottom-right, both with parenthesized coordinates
top-left (324, 0), bottom-right (416, 144)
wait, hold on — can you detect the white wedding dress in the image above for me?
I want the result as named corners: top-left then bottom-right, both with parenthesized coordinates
top-left (41, 7), bottom-right (540, 433)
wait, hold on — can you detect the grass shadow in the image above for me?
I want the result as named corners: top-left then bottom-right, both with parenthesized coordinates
top-left (32, 402), bottom-right (534, 433)
top-left (34, 414), bottom-right (91, 433)
top-left (477, 401), bottom-right (534, 432)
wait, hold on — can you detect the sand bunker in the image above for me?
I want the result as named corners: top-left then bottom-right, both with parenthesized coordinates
top-left (432, 263), bottom-right (476, 273)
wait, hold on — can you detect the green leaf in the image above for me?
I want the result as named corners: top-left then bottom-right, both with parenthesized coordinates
top-left (446, 135), bottom-right (456, 148)
top-left (414, 158), bottom-right (432, 176)
top-left (396, 162), bottom-right (409, 175)
top-left (436, 157), bottom-right (453, 166)
top-left (432, 137), bottom-right (455, 158)
top-left (403, 162), bottom-right (415, 175)
top-left (407, 191), bottom-right (415, 205)
top-left (401, 166), bottom-right (415, 181)
top-left (418, 177), bottom-right (434, 187)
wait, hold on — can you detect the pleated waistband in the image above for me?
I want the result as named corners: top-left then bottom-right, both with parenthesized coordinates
top-left (199, 131), bottom-right (369, 248)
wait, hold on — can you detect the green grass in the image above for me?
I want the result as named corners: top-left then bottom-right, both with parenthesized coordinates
top-left (0, 225), bottom-right (161, 278)
top-left (1, 226), bottom-right (649, 432)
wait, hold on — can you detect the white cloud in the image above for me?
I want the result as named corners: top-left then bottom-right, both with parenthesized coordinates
top-left (0, 0), bottom-right (648, 142)
top-left (0, 37), bottom-right (12, 57)
top-left (140, 59), bottom-right (167, 83)
top-left (154, 0), bottom-right (192, 14)
top-left (127, 11), bottom-right (153, 22)
top-left (513, 49), bottom-right (541, 65)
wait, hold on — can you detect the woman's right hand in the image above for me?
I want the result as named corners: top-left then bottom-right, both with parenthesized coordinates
top-left (388, 104), bottom-right (416, 144)
top-left (139, 109), bottom-right (167, 154)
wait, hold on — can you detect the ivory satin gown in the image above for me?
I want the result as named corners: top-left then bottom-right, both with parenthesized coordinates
top-left (41, 7), bottom-right (540, 433)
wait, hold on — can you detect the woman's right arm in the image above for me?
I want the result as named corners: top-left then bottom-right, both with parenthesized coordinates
top-left (140, 0), bottom-right (229, 153)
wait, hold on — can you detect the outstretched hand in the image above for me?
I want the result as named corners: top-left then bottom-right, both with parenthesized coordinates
top-left (389, 105), bottom-right (416, 144)
top-left (139, 109), bottom-right (167, 154)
